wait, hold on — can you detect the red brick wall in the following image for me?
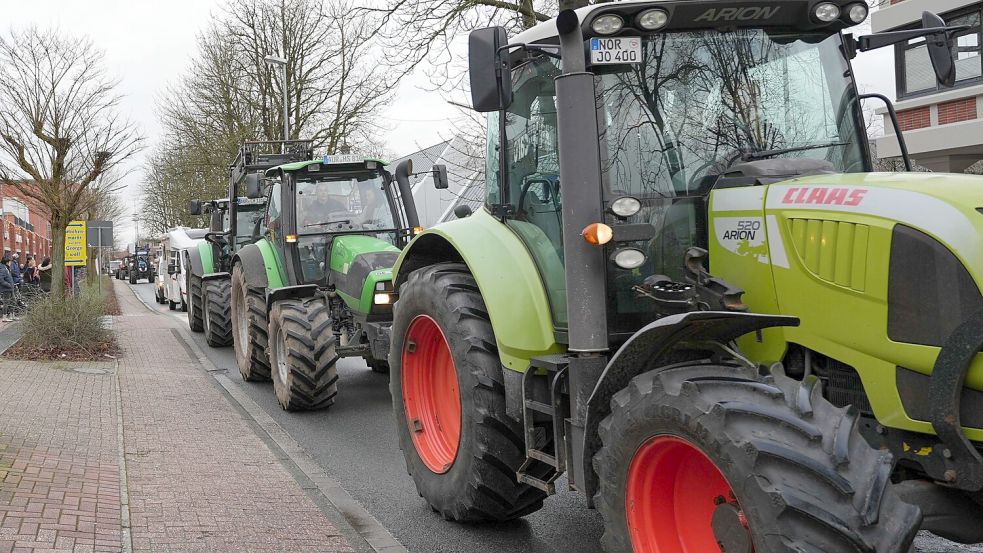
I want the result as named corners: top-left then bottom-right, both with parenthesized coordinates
top-left (0, 182), bottom-right (53, 258)
top-left (938, 98), bottom-right (978, 125)
top-left (896, 106), bottom-right (931, 131)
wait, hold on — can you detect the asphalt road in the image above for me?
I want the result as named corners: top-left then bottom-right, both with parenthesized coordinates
top-left (123, 280), bottom-right (981, 553)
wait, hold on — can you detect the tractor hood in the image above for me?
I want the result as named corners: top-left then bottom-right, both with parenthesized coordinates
top-left (328, 235), bottom-right (400, 315)
top-left (764, 171), bottom-right (983, 279)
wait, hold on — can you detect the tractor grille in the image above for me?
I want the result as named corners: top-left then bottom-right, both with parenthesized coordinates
top-left (814, 358), bottom-right (873, 416)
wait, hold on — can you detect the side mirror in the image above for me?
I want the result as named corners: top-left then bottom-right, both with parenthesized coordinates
top-left (189, 199), bottom-right (202, 216)
top-left (924, 12), bottom-right (956, 88)
top-left (454, 204), bottom-right (473, 219)
top-left (432, 165), bottom-right (449, 190)
top-left (245, 173), bottom-right (263, 199)
top-left (469, 27), bottom-right (512, 112)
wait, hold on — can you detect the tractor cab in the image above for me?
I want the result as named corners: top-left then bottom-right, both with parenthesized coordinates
top-left (260, 156), bottom-right (415, 309)
top-left (472, 1), bottom-right (961, 342)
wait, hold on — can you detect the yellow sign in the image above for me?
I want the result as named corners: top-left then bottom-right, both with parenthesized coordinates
top-left (65, 220), bottom-right (87, 266)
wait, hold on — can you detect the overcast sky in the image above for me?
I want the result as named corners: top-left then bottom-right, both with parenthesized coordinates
top-left (5, 0), bottom-right (893, 242)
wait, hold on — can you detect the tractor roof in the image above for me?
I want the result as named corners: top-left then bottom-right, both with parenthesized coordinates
top-left (270, 156), bottom-right (388, 176)
top-left (512, 0), bottom-right (859, 46)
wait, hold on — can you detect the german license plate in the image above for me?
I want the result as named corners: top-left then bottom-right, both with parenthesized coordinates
top-left (590, 37), bottom-right (641, 65)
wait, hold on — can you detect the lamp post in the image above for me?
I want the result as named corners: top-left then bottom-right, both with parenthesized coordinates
top-left (264, 55), bottom-right (289, 146)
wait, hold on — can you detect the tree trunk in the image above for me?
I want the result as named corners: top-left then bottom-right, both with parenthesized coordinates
top-left (50, 217), bottom-right (68, 299)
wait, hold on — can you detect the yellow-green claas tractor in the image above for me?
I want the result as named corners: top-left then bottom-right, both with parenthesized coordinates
top-left (387, 1), bottom-right (983, 551)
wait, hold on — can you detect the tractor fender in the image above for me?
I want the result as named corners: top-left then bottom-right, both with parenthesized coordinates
top-left (186, 246), bottom-right (204, 279)
top-left (232, 244), bottom-right (270, 290)
top-left (393, 208), bottom-right (563, 372)
top-left (580, 311), bottom-right (799, 501)
top-left (267, 285), bottom-right (319, 315)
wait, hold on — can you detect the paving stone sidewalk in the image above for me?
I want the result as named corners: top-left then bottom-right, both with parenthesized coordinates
top-left (0, 281), bottom-right (354, 553)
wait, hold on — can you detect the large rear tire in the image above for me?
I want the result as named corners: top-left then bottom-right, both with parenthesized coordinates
top-left (187, 274), bottom-right (204, 331)
top-left (593, 363), bottom-right (922, 553)
top-left (391, 263), bottom-right (546, 521)
top-left (203, 279), bottom-right (233, 347)
top-left (268, 298), bottom-right (339, 411)
top-left (129, 273), bottom-right (136, 285)
top-left (231, 264), bottom-right (270, 381)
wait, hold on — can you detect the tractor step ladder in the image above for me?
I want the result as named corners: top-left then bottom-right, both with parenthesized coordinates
top-left (516, 355), bottom-right (570, 495)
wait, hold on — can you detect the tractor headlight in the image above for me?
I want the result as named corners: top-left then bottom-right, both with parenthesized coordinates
top-left (610, 196), bottom-right (642, 218)
top-left (637, 9), bottom-right (669, 31)
top-left (374, 292), bottom-right (392, 305)
top-left (612, 248), bottom-right (646, 269)
top-left (846, 3), bottom-right (868, 24)
top-left (591, 14), bottom-right (624, 35)
top-left (814, 2), bottom-right (840, 22)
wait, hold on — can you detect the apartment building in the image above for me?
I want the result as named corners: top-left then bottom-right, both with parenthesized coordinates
top-left (874, 0), bottom-right (983, 171)
top-left (0, 183), bottom-right (52, 259)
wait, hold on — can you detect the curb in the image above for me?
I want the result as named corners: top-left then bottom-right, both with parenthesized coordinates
top-left (121, 281), bottom-right (408, 553)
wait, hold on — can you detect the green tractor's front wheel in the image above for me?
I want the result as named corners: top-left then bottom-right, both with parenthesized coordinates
top-left (268, 298), bottom-right (339, 411)
top-left (187, 273), bottom-right (203, 332)
top-left (203, 279), bottom-right (233, 347)
top-left (231, 264), bottom-right (271, 381)
top-left (390, 263), bottom-right (546, 521)
top-left (593, 364), bottom-right (922, 553)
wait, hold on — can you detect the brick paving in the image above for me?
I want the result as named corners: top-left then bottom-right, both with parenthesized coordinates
top-left (0, 281), bottom-right (353, 553)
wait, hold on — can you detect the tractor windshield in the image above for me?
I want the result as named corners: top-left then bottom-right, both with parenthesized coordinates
top-left (295, 171), bottom-right (395, 235)
top-left (599, 30), bottom-right (866, 196)
top-left (235, 206), bottom-right (264, 247)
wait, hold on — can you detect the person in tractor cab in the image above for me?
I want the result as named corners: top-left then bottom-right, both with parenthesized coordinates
top-left (356, 182), bottom-right (390, 229)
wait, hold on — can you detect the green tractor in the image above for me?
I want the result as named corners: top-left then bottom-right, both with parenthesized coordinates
top-left (186, 140), bottom-right (314, 347)
top-left (388, 2), bottom-right (983, 550)
top-left (230, 154), bottom-right (440, 410)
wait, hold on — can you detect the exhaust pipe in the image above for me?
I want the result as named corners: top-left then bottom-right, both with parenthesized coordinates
top-left (393, 159), bottom-right (421, 229)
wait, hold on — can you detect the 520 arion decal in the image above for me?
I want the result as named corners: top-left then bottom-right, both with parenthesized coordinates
top-left (781, 187), bottom-right (868, 206)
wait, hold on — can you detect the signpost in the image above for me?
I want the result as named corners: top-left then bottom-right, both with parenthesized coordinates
top-left (65, 221), bottom-right (87, 295)
top-left (86, 221), bottom-right (114, 293)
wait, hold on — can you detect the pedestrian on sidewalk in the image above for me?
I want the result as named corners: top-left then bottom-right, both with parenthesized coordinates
top-left (37, 256), bottom-right (52, 292)
top-left (23, 256), bottom-right (39, 287)
top-left (10, 252), bottom-right (23, 285)
top-left (0, 256), bottom-right (16, 322)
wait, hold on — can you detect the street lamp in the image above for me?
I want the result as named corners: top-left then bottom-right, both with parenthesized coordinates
top-left (264, 55), bottom-right (289, 144)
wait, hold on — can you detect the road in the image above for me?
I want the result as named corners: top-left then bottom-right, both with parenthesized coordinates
top-left (123, 280), bottom-right (980, 553)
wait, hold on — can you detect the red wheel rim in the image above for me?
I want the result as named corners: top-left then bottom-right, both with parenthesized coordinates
top-left (626, 436), bottom-right (747, 552)
top-left (401, 315), bottom-right (462, 474)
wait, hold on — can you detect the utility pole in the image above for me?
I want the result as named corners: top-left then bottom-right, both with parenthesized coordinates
top-left (264, 55), bottom-right (289, 150)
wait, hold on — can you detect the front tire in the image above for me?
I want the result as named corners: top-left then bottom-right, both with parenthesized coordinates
top-left (231, 264), bottom-right (271, 381)
top-left (129, 273), bottom-right (136, 285)
top-left (168, 299), bottom-right (176, 310)
top-left (188, 274), bottom-right (203, 331)
top-left (203, 279), bottom-right (233, 347)
top-left (391, 263), bottom-right (545, 521)
top-left (268, 298), bottom-right (338, 411)
top-left (593, 363), bottom-right (922, 553)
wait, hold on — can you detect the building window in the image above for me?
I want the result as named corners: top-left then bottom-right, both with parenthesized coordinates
top-left (897, 6), bottom-right (983, 98)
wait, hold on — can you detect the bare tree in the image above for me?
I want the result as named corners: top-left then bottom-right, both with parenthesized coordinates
top-left (0, 27), bottom-right (143, 298)
top-left (144, 0), bottom-right (395, 231)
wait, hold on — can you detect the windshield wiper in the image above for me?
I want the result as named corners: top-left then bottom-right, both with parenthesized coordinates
top-left (741, 142), bottom-right (848, 162)
top-left (303, 218), bottom-right (351, 228)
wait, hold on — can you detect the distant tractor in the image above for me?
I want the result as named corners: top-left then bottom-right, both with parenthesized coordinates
top-left (127, 247), bottom-right (154, 284)
top-left (186, 140), bottom-right (313, 347)
top-left (230, 154), bottom-right (443, 411)
top-left (387, 3), bottom-right (983, 551)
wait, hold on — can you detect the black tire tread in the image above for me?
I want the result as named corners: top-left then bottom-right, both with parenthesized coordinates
top-left (188, 274), bottom-right (204, 332)
top-left (269, 298), bottom-right (338, 411)
top-left (203, 279), bottom-right (232, 347)
top-left (391, 263), bottom-right (546, 522)
top-left (592, 364), bottom-right (922, 553)
top-left (231, 265), bottom-right (270, 381)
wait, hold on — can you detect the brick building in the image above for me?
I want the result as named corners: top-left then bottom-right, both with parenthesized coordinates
top-left (0, 182), bottom-right (52, 260)
top-left (875, 0), bottom-right (983, 171)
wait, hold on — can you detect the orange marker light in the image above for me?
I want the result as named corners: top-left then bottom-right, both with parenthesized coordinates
top-left (412, 226), bottom-right (424, 235)
top-left (286, 234), bottom-right (297, 243)
top-left (581, 223), bottom-right (613, 245)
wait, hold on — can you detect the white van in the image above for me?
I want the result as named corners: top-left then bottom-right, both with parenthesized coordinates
top-left (155, 228), bottom-right (207, 311)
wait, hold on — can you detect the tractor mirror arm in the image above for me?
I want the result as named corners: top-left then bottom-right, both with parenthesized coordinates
top-left (497, 42), bottom-right (561, 61)
top-left (851, 25), bottom-right (968, 53)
